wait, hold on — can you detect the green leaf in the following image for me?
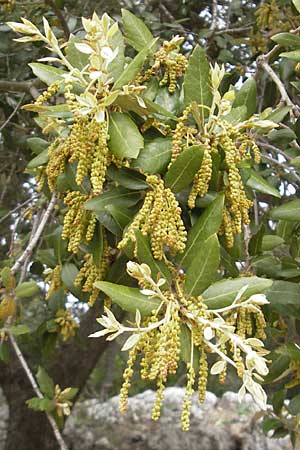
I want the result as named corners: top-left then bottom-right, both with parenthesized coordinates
top-left (178, 194), bottom-right (224, 269)
top-left (40, 105), bottom-right (72, 119)
top-left (220, 246), bottom-right (239, 277)
top-left (27, 397), bottom-right (55, 412)
top-left (85, 187), bottom-right (142, 212)
top-left (154, 87), bottom-right (181, 116)
top-left (264, 354), bottom-right (291, 384)
top-left (293, 0), bottom-right (300, 12)
top-left (262, 417), bottom-right (283, 433)
top-left (66, 37), bottom-right (89, 70)
top-left (266, 106), bottom-right (292, 123)
top-left (135, 231), bottom-right (172, 283)
top-left (224, 105), bottom-right (248, 123)
top-left (108, 27), bottom-right (125, 81)
top-left (272, 389), bottom-right (286, 415)
top-left (107, 166), bottom-right (148, 190)
top-left (94, 281), bottom-right (160, 315)
top-left (143, 97), bottom-right (177, 119)
top-left (132, 138), bottom-right (172, 174)
top-left (233, 77), bottom-right (256, 118)
top-left (0, 342), bottom-right (10, 364)
top-left (272, 32), bottom-right (300, 48)
top-left (36, 366), bottom-right (54, 398)
top-left (184, 234), bottom-right (220, 296)
top-left (27, 149), bottom-right (49, 169)
top-left (268, 128), bottom-right (296, 145)
top-left (113, 39), bottom-right (158, 90)
top-left (1, 267), bottom-right (15, 290)
top-left (108, 112), bottom-right (144, 159)
top-left (280, 50), bottom-right (300, 61)
top-left (96, 210), bottom-right (123, 236)
top-left (61, 263), bottom-right (87, 301)
top-left (15, 281), bottom-right (39, 298)
top-left (249, 225), bottom-right (265, 256)
top-left (183, 45), bottom-right (212, 125)
top-left (122, 9), bottom-right (154, 52)
top-left (180, 324), bottom-right (199, 368)
top-left (203, 277), bottom-right (273, 309)
top-left (165, 145), bottom-right (204, 193)
top-left (262, 235), bottom-right (284, 251)
top-left (105, 204), bottom-right (135, 234)
top-left (269, 199), bottom-right (300, 221)
top-left (8, 324), bottom-right (30, 336)
top-left (266, 281), bottom-right (300, 305)
top-left (27, 137), bottom-right (48, 154)
top-left (290, 155), bottom-right (300, 168)
top-left (246, 169), bottom-right (281, 198)
top-left (61, 387), bottom-right (78, 400)
top-left (29, 63), bottom-right (66, 86)
top-left (288, 395), bottom-right (300, 415)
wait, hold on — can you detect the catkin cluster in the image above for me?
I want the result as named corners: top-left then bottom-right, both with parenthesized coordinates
top-left (118, 175), bottom-right (187, 259)
top-left (46, 117), bottom-right (109, 194)
top-left (172, 109), bottom-right (261, 247)
top-left (55, 309), bottom-right (79, 341)
top-left (170, 104), bottom-right (197, 164)
top-left (136, 38), bottom-right (187, 93)
top-left (118, 275), bottom-right (268, 431)
top-left (45, 264), bottom-right (63, 300)
top-left (74, 245), bottom-right (109, 306)
top-left (120, 295), bottom-right (181, 416)
top-left (62, 191), bottom-right (96, 253)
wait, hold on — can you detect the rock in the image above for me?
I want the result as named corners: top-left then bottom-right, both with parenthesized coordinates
top-left (0, 389), bottom-right (8, 450)
top-left (64, 388), bottom-right (292, 450)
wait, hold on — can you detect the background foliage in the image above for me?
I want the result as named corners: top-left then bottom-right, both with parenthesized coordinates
top-left (1, 0), bottom-right (300, 449)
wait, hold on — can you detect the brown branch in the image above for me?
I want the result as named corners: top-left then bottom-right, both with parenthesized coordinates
top-left (7, 332), bottom-right (69, 450)
top-left (45, 0), bottom-right (70, 39)
top-left (11, 191), bottom-right (57, 275)
top-left (209, 0), bottom-right (218, 31)
top-left (0, 80), bottom-right (40, 98)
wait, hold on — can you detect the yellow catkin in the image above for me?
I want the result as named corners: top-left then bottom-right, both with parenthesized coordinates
top-left (198, 349), bottom-right (208, 404)
top-left (61, 191), bottom-right (96, 253)
top-left (181, 363), bottom-right (196, 431)
top-left (136, 38), bottom-right (187, 93)
top-left (118, 175), bottom-right (187, 259)
top-left (188, 145), bottom-right (212, 208)
top-left (55, 309), bottom-right (79, 341)
top-left (45, 264), bottom-right (62, 300)
top-left (74, 240), bottom-right (109, 306)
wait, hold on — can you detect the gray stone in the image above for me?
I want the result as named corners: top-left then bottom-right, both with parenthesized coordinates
top-left (64, 388), bottom-right (293, 450)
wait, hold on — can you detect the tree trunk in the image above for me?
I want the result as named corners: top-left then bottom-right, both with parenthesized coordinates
top-left (0, 353), bottom-right (58, 450)
top-left (0, 305), bottom-right (116, 450)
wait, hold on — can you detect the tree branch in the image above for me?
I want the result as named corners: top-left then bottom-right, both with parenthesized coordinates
top-left (209, 0), bottom-right (218, 31)
top-left (7, 332), bottom-right (69, 450)
top-left (11, 191), bottom-right (57, 275)
top-left (45, 0), bottom-right (70, 39)
top-left (0, 80), bottom-right (40, 98)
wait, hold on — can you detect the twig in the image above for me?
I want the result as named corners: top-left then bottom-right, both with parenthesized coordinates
top-left (260, 154), bottom-right (300, 184)
top-left (0, 94), bottom-right (25, 132)
top-left (0, 162), bottom-right (16, 207)
top-left (18, 212), bottom-right (41, 284)
top-left (11, 191), bottom-right (57, 275)
top-left (209, 0), bottom-right (218, 31)
top-left (0, 80), bottom-right (41, 98)
top-left (0, 196), bottom-right (38, 224)
top-left (257, 25), bottom-right (300, 117)
top-left (45, 0), bottom-right (70, 39)
top-left (258, 141), bottom-right (292, 161)
top-left (7, 332), bottom-right (69, 450)
top-left (257, 56), bottom-right (296, 111)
